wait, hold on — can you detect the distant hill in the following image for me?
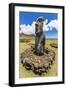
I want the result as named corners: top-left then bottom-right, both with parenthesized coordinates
top-left (19, 33), bottom-right (35, 37)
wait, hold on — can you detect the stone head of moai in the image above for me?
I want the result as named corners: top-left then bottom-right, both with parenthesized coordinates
top-left (35, 16), bottom-right (44, 30)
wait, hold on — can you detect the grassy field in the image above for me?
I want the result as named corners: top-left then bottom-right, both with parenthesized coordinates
top-left (19, 34), bottom-right (58, 78)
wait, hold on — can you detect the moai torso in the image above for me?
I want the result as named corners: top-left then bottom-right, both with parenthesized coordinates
top-left (35, 24), bottom-right (43, 37)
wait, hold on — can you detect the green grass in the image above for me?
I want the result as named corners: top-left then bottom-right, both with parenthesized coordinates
top-left (19, 35), bottom-right (58, 78)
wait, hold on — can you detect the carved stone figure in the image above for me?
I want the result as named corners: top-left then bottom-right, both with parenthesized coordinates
top-left (35, 16), bottom-right (45, 55)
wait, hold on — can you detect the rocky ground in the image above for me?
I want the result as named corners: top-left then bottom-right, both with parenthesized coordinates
top-left (20, 48), bottom-right (55, 75)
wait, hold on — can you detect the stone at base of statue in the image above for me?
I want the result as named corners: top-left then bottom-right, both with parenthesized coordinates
top-left (34, 50), bottom-right (44, 56)
top-left (20, 47), bottom-right (55, 75)
top-left (31, 45), bottom-right (44, 56)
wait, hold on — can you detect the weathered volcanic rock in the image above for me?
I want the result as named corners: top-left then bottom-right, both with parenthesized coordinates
top-left (50, 43), bottom-right (58, 48)
top-left (20, 48), bottom-right (55, 75)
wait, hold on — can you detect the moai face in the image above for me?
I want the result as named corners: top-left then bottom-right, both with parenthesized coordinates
top-left (35, 18), bottom-right (44, 36)
top-left (36, 16), bottom-right (44, 30)
top-left (37, 21), bottom-right (43, 30)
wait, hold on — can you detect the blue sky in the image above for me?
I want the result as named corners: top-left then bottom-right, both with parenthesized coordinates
top-left (19, 11), bottom-right (58, 39)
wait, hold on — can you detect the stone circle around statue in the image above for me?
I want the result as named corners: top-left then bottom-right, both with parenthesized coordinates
top-left (20, 48), bottom-right (55, 75)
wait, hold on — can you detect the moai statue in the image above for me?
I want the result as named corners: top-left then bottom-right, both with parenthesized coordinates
top-left (35, 16), bottom-right (45, 55)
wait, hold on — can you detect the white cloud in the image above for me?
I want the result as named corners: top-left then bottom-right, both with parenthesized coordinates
top-left (20, 21), bottom-right (36, 35)
top-left (43, 19), bottom-right (49, 31)
top-left (48, 19), bottom-right (58, 30)
top-left (20, 19), bottom-right (58, 35)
